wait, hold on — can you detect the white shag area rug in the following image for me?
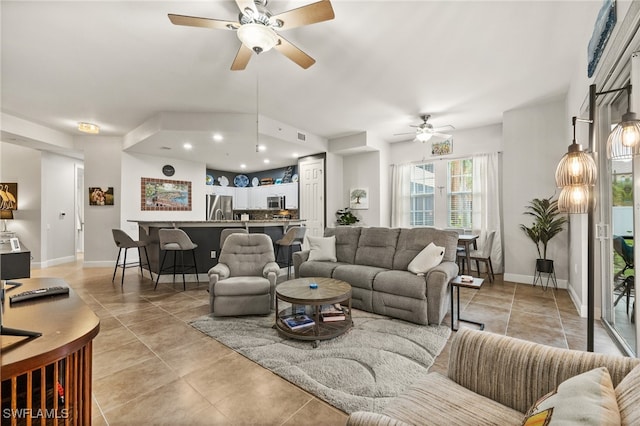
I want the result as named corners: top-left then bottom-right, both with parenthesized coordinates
top-left (189, 310), bottom-right (450, 414)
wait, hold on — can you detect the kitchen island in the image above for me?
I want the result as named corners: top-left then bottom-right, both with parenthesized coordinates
top-left (129, 219), bottom-right (305, 278)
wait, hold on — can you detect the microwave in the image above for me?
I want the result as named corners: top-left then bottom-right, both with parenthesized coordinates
top-left (267, 196), bottom-right (285, 210)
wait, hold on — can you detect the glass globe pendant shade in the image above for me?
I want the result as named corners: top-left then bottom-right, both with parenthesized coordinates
top-left (607, 111), bottom-right (640, 160)
top-left (558, 185), bottom-right (591, 214)
top-left (416, 131), bottom-right (433, 142)
top-left (237, 23), bottom-right (278, 54)
top-left (555, 142), bottom-right (597, 187)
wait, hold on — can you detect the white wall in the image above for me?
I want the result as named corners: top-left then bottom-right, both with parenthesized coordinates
top-left (502, 97), bottom-right (569, 286)
top-left (343, 151), bottom-right (381, 226)
top-left (83, 137), bottom-right (122, 266)
top-left (0, 143), bottom-right (42, 264)
top-left (121, 152), bottom-right (207, 233)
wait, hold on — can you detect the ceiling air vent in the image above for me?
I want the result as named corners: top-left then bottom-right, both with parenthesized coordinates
top-left (297, 132), bottom-right (306, 142)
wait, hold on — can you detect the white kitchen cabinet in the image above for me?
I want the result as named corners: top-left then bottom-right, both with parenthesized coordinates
top-left (250, 185), bottom-right (268, 209)
top-left (280, 183), bottom-right (298, 209)
top-left (210, 185), bottom-right (234, 197)
top-left (234, 187), bottom-right (249, 210)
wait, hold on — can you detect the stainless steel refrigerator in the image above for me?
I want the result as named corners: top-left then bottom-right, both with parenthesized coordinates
top-left (206, 194), bottom-right (233, 221)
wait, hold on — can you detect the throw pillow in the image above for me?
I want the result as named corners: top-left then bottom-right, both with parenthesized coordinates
top-left (307, 235), bottom-right (337, 262)
top-left (615, 363), bottom-right (640, 425)
top-left (522, 367), bottom-right (620, 426)
top-left (407, 242), bottom-right (445, 274)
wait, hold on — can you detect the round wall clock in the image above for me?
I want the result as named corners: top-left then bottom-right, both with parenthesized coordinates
top-left (162, 165), bottom-right (175, 177)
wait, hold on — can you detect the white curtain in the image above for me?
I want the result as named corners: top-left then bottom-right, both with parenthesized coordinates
top-left (472, 153), bottom-right (504, 273)
top-left (391, 164), bottom-right (411, 228)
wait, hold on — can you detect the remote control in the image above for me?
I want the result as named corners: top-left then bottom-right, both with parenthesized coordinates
top-left (9, 286), bottom-right (69, 304)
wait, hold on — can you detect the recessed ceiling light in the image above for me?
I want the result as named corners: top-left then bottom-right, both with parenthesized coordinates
top-left (183, 143), bottom-right (193, 150)
top-left (258, 145), bottom-right (266, 151)
top-left (78, 122), bottom-right (100, 134)
top-left (264, 159), bottom-right (270, 164)
top-left (292, 152), bottom-right (299, 158)
top-left (213, 133), bottom-right (223, 142)
top-left (240, 164), bottom-right (247, 169)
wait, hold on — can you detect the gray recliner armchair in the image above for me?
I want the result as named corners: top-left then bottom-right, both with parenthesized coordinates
top-left (208, 233), bottom-right (280, 316)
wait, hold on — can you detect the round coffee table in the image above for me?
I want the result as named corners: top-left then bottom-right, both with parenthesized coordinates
top-left (275, 277), bottom-right (353, 347)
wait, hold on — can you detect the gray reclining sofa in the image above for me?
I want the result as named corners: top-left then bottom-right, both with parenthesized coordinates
top-left (292, 227), bottom-right (459, 325)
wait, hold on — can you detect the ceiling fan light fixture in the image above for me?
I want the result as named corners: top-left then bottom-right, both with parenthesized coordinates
top-left (237, 23), bottom-right (278, 54)
top-left (416, 131), bottom-right (433, 142)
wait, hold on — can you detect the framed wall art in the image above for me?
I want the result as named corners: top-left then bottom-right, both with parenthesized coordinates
top-left (432, 138), bottom-right (453, 156)
top-left (350, 188), bottom-right (369, 210)
top-left (587, 0), bottom-right (616, 78)
top-left (0, 182), bottom-right (18, 210)
top-left (141, 177), bottom-right (192, 211)
top-left (89, 187), bottom-right (114, 206)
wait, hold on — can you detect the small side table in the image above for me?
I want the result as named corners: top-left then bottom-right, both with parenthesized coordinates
top-left (450, 276), bottom-right (485, 331)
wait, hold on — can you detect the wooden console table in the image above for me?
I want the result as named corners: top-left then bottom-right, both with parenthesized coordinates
top-left (1, 277), bottom-right (100, 425)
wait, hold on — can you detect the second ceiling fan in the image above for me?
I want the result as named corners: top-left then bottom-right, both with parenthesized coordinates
top-left (168, 0), bottom-right (335, 71)
top-left (395, 115), bottom-right (455, 142)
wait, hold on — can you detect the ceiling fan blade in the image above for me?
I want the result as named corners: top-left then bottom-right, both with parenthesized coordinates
top-left (168, 14), bottom-right (238, 30)
top-left (271, 0), bottom-right (335, 30)
top-left (434, 124), bottom-right (456, 132)
top-left (231, 44), bottom-right (253, 71)
top-left (273, 35), bottom-right (315, 69)
top-left (235, 0), bottom-right (258, 16)
top-left (393, 132), bottom-right (415, 136)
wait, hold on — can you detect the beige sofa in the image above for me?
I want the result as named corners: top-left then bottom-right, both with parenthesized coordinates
top-left (347, 328), bottom-right (640, 425)
top-left (292, 227), bottom-right (459, 326)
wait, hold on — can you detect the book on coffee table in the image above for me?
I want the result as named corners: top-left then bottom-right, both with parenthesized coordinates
top-left (320, 303), bottom-right (346, 322)
top-left (282, 314), bottom-right (315, 330)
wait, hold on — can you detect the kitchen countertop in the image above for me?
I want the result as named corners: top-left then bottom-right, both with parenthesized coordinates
top-left (129, 219), bottom-right (305, 228)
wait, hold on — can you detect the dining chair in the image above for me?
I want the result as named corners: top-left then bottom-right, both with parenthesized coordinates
top-left (155, 228), bottom-right (199, 291)
top-left (457, 231), bottom-right (496, 283)
top-left (111, 229), bottom-right (151, 286)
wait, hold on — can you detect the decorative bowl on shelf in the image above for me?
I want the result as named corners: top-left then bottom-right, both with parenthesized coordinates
top-left (234, 174), bottom-right (249, 187)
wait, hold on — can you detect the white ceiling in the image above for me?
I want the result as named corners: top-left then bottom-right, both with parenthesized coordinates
top-left (1, 1), bottom-right (601, 172)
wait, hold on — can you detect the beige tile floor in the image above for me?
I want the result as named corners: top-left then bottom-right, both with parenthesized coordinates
top-left (28, 260), bottom-right (623, 425)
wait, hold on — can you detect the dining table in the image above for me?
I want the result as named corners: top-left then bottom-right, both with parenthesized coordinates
top-left (457, 234), bottom-right (479, 276)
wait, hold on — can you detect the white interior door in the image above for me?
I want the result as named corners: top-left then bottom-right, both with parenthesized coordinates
top-left (299, 157), bottom-right (325, 244)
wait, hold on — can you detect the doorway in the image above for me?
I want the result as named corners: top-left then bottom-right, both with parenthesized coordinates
top-left (298, 156), bottom-right (325, 243)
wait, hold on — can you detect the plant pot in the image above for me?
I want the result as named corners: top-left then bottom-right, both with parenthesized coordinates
top-left (536, 259), bottom-right (554, 273)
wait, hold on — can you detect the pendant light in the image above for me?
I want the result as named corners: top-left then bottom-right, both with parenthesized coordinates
top-left (555, 117), bottom-right (598, 213)
top-left (606, 85), bottom-right (640, 160)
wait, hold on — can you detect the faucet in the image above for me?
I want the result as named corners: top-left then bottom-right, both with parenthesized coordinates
top-left (214, 209), bottom-right (224, 221)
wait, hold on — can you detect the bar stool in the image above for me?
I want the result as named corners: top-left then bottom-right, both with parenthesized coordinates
top-left (155, 228), bottom-right (199, 291)
top-left (275, 226), bottom-right (306, 279)
top-left (111, 229), bottom-right (151, 286)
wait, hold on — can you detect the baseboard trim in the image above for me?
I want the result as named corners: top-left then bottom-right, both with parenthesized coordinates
top-left (503, 273), bottom-right (568, 289)
top-left (37, 256), bottom-right (77, 269)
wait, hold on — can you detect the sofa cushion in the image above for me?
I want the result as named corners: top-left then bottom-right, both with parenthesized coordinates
top-left (380, 372), bottom-right (523, 426)
top-left (213, 276), bottom-right (271, 296)
top-left (407, 242), bottom-right (444, 274)
top-left (373, 270), bottom-right (426, 300)
top-left (325, 227), bottom-right (361, 264)
top-left (333, 264), bottom-right (387, 290)
top-left (393, 228), bottom-right (459, 270)
top-left (522, 367), bottom-right (620, 426)
top-left (354, 227), bottom-right (400, 269)
top-left (307, 235), bottom-right (337, 262)
top-left (298, 261), bottom-right (346, 278)
top-left (616, 364), bottom-right (640, 425)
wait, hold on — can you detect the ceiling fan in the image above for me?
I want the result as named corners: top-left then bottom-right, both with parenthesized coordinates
top-left (168, 0), bottom-right (335, 71)
top-left (395, 115), bottom-right (455, 142)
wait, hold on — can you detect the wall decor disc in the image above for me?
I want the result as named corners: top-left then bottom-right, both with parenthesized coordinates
top-left (162, 165), bottom-right (175, 177)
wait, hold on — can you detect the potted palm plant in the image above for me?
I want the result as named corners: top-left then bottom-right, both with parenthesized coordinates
top-left (519, 196), bottom-right (568, 273)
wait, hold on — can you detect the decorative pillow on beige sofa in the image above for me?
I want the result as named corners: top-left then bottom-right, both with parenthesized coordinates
top-left (522, 367), bottom-right (620, 426)
top-left (307, 235), bottom-right (337, 262)
top-left (615, 363), bottom-right (640, 425)
top-left (407, 242), bottom-right (445, 275)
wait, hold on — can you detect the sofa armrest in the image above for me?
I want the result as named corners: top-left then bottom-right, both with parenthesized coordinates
top-left (347, 411), bottom-right (412, 426)
top-left (424, 261), bottom-right (459, 325)
top-left (208, 263), bottom-right (230, 281)
top-left (292, 250), bottom-right (310, 278)
top-left (448, 328), bottom-right (640, 413)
